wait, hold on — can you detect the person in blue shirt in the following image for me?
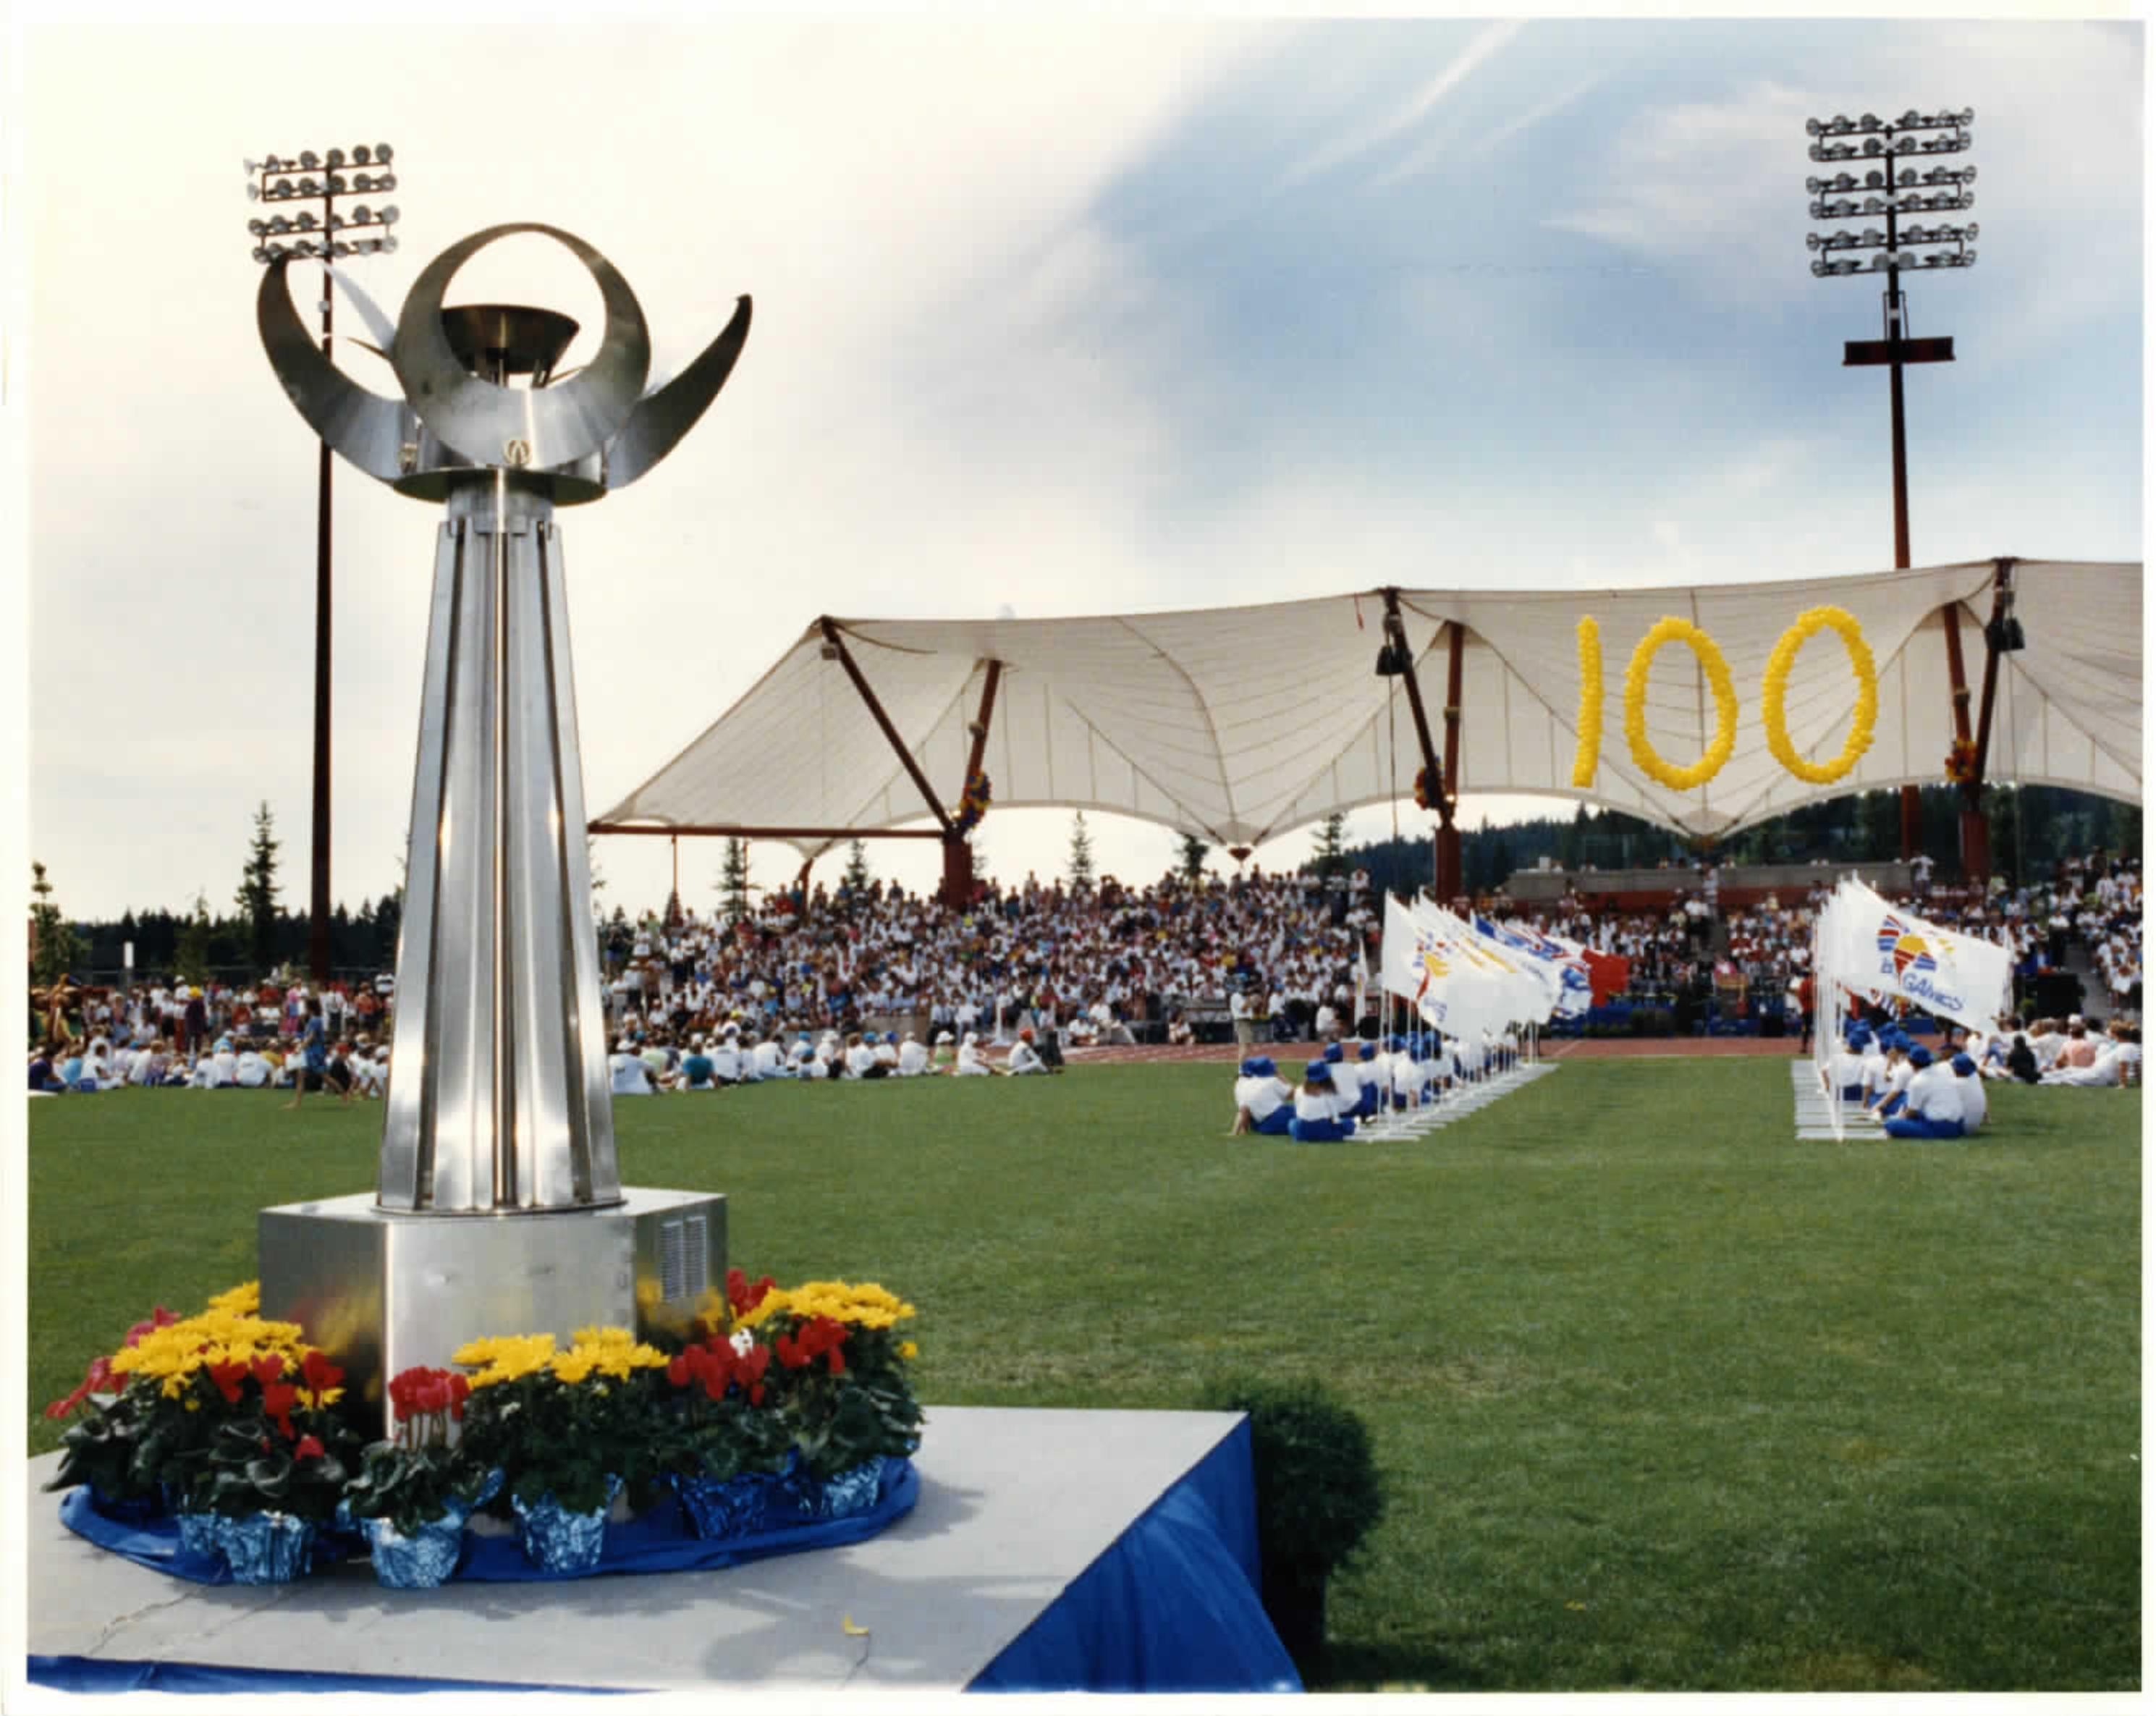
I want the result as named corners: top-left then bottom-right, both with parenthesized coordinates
top-left (680, 1037), bottom-right (716, 1090)
top-left (284, 999), bottom-right (334, 1110)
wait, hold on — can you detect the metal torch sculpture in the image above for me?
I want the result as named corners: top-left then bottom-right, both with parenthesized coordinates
top-left (253, 224), bottom-right (748, 1414)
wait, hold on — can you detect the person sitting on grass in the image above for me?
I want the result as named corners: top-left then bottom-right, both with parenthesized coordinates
top-left (1859, 1029), bottom-right (1891, 1107)
top-left (1288, 1060), bottom-right (1357, 1143)
top-left (1951, 1052), bottom-right (1987, 1132)
top-left (953, 1031), bottom-right (992, 1076)
top-left (1353, 1040), bottom-right (1384, 1120)
top-left (930, 1030), bottom-right (957, 1073)
top-left (1883, 1046), bottom-right (1964, 1139)
top-left (1321, 1041), bottom-right (1358, 1113)
top-left (2004, 1031), bottom-right (2040, 1084)
top-left (1869, 1039), bottom-right (1914, 1118)
top-left (897, 1031), bottom-right (929, 1076)
top-left (2042, 1020), bottom-right (2134, 1086)
top-left (609, 1039), bottom-right (656, 1094)
top-left (679, 1036), bottom-right (716, 1091)
top-left (1000, 1028), bottom-right (1052, 1075)
top-left (28, 1043), bottom-right (65, 1095)
top-left (1830, 1028), bottom-right (1869, 1102)
top-left (1230, 1056), bottom-right (1294, 1136)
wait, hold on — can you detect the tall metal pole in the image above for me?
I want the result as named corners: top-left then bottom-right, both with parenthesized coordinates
top-left (310, 238), bottom-right (335, 983)
top-left (1806, 107), bottom-right (1975, 873)
top-left (245, 143), bottom-right (405, 982)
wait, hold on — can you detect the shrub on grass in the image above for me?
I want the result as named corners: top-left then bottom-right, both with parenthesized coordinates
top-left (1200, 1373), bottom-right (1385, 1675)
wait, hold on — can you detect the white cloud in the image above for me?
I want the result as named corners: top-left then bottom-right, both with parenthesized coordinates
top-left (1282, 20), bottom-right (1522, 190)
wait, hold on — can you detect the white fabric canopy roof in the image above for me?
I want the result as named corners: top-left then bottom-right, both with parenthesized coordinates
top-left (595, 558), bottom-right (2139, 854)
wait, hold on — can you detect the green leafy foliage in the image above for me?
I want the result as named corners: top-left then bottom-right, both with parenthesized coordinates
top-left (1199, 1374), bottom-right (1385, 1577)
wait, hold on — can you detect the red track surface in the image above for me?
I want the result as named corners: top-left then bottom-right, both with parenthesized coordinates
top-left (1063, 1036), bottom-right (1806, 1067)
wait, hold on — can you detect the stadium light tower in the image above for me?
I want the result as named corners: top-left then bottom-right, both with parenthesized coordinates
top-left (1805, 106), bottom-right (1975, 565)
top-left (244, 144), bottom-right (407, 982)
top-left (1805, 106), bottom-right (1975, 862)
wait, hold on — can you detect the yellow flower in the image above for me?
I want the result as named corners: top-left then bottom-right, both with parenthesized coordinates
top-left (898, 1341), bottom-right (919, 1360)
top-left (206, 1282), bottom-right (261, 1316)
top-left (550, 1349), bottom-right (600, 1385)
top-left (456, 1332), bottom-right (559, 1388)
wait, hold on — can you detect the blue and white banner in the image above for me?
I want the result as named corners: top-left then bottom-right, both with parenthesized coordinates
top-left (1476, 916), bottom-right (1592, 1020)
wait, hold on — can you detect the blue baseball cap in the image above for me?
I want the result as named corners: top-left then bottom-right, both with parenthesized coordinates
top-left (1306, 1062), bottom-right (1333, 1084)
top-left (1323, 1043), bottom-right (1344, 1062)
top-left (1908, 1046), bottom-right (1934, 1068)
top-left (1951, 1053), bottom-right (1977, 1076)
top-left (1359, 1041), bottom-right (1377, 1060)
top-left (1238, 1057), bottom-right (1257, 1077)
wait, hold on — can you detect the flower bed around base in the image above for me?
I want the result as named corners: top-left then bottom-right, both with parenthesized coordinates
top-left (46, 1271), bottom-right (924, 1588)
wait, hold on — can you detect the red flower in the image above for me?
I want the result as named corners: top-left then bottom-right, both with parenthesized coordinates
top-left (44, 1355), bottom-right (113, 1419)
top-left (251, 1354), bottom-right (286, 1387)
top-left (725, 1269), bottom-right (777, 1318)
top-left (261, 1380), bottom-right (299, 1440)
top-left (295, 1434), bottom-right (326, 1461)
top-left (300, 1351), bottom-right (344, 1395)
top-left (447, 1373), bottom-right (470, 1420)
top-left (123, 1306), bottom-right (179, 1348)
top-left (667, 1353), bottom-right (691, 1387)
top-left (206, 1361), bottom-right (249, 1406)
top-left (775, 1332), bottom-right (808, 1370)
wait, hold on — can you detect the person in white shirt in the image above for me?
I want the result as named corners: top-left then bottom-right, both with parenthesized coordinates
top-left (1859, 1034), bottom-right (1890, 1105)
top-left (1884, 1047), bottom-right (1963, 1138)
top-left (1869, 1041), bottom-right (1914, 1117)
top-left (234, 1046), bottom-right (273, 1089)
top-left (1002, 1029), bottom-right (1049, 1075)
top-left (1828, 1032), bottom-right (1869, 1102)
top-left (707, 1030), bottom-right (744, 1086)
top-left (1950, 1053), bottom-right (1987, 1131)
top-left (843, 1033), bottom-right (880, 1079)
top-left (1288, 1061), bottom-right (1356, 1143)
top-left (1230, 1056), bottom-right (1293, 1135)
top-left (1320, 1042), bottom-right (1359, 1112)
top-left (609, 1041), bottom-right (654, 1095)
top-left (954, 1032), bottom-right (992, 1076)
top-left (792, 1038), bottom-right (827, 1081)
top-left (751, 1033), bottom-right (786, 1081)
top-left (351, 1046), bottom-right (389, 1098)
top-left (897, 1032), bottom-right (929, 1076)
top-left (874, 1032), bottom-right (902, 1075)
top-left (1230, 987), bottom-right (1254, 1049)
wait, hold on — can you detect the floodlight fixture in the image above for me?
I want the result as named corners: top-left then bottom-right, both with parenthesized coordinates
top-left (375, 173), bottom-right (397, 193)
top-left (379, 204), bottom-right (400, 225)
top-left (240, 135), bottom-right (411, 982)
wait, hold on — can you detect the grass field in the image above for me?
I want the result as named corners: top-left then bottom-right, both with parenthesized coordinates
top-left (25, 1060), bottom-right (2141, 1691)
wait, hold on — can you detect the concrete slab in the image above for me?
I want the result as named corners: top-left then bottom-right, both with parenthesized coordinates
top-left (26, 1406), bottom-right (1245, 1693)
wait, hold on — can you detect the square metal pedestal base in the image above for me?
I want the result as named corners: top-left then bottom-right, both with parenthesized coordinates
top-left (260, 1186), bottom-right (725, 1433)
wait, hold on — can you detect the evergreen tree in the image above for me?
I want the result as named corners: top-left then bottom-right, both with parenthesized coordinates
top-left (843, 840), bottom-right (871, 892)
top-left (234, 800), bottom-right (282, 976)
top-left (174, 892), bottom-right (214, 986)
top-left (1313, 812), bottom-right (1349, 880)
top-left (1176, 830), bottom-right (1210, 882)
top-left (1067, 812), bottom-right (1096, 892)
top-left (29, 861), bottom-right (83, 987)
top-left (717, 839), bottom-right (751, 925)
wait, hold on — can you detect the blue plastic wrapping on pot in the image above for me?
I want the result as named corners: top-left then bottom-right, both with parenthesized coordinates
top-left (510, 1476), bottom-right (621, 1574)
top-left (218, 1512), bottom-right (315, 1584)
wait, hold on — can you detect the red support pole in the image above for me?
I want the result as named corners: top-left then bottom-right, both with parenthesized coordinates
top-left (1940, 603), bottom-right (1990, 887)
top-left (1435, 621), bottom-right (1465, 905)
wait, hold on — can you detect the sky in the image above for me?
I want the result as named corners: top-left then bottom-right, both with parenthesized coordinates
top-left (7, 7), bottom-right (2144, 930)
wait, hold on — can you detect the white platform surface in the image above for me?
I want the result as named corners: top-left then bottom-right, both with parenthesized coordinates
top-left (27, 1406), bottom-right (1243, 1693)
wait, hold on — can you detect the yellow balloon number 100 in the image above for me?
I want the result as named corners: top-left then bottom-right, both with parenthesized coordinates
top-left (1570, 605), bottom-right (1878, 794)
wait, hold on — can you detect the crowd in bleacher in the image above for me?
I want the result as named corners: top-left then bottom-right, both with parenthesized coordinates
top-left (27, 850), bottom-right (2140, 1095)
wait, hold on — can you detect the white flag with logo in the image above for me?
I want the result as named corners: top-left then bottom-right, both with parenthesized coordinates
top-left (1828, 879), bottom-right (2013, 1034)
